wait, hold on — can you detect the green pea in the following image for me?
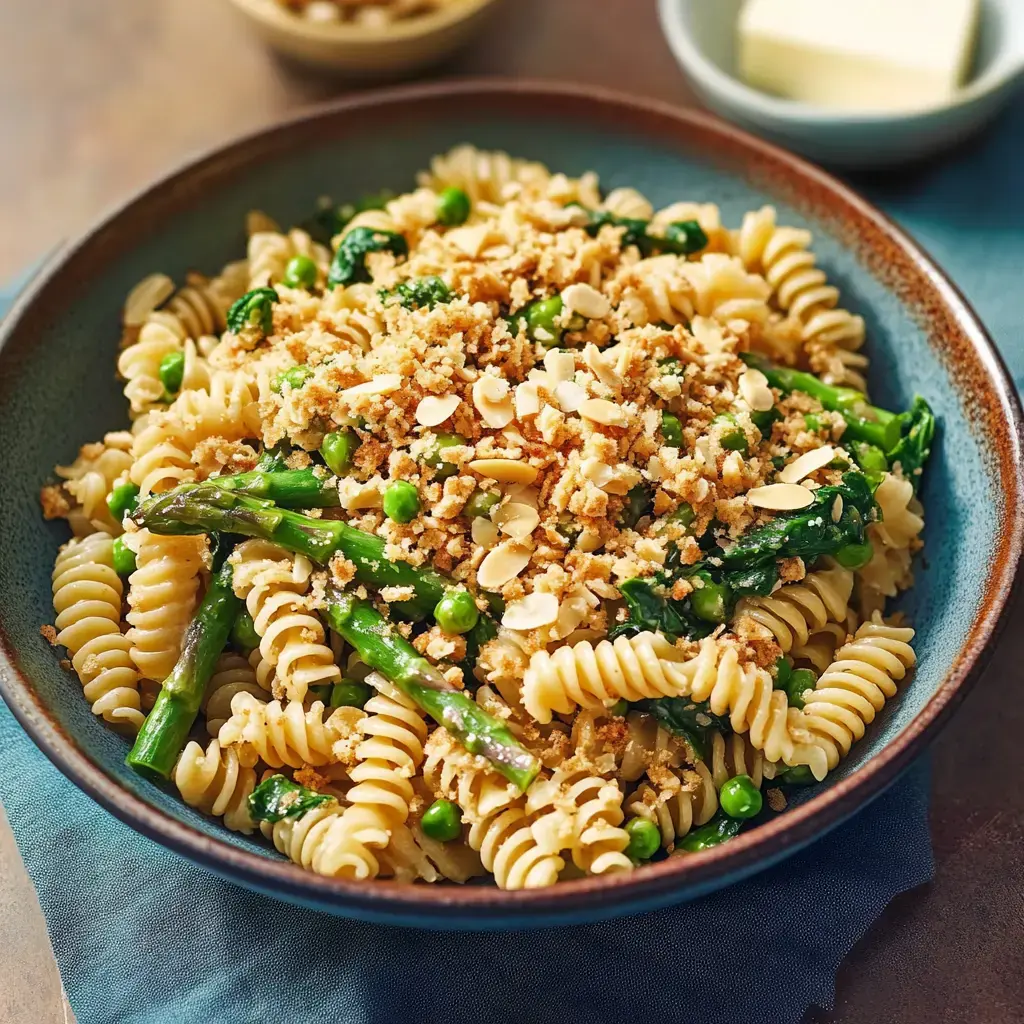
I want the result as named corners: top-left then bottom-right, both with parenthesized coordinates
top-left (516, 297), bottom-right (585, 348)
top-left (329, 680), bottom-right (372, 710)
top-left (689, 577), bottom-right (730, 624)
top-left (661, 412), bottom-right (683, 448)
top-left (421, 798), bottom-right (462, 842)
top-left (230, 608), bottom-right (261, 654)
top-left (778, 764), bottom-right (817, 786)
top-left (662, 219), bottom-right (709, 255)
top-left (712, 413), bottom-right (748, 454)
top-left (436, 187), bottom-right (471, 227)
top-left (383, 480), bottom-right (420, 523)
top-left (422, 432), bottom-right (465, 480)
top-left (463, 488), bottom-right (500, 520)
top-left (283, 254), bottom-right (318, 289)
top-left (624, 817), bottom-right (661, 862)
top-left (433, 589), bottom-right (480, 635)
top-left (804, 413), bottom-right (823, 433)
top-left (785, 668), bottom-right (817, 710)
top-left (320, 429), bottom-right (360, 476)
top-left (719, 775), bottom-right (763, 819)
top-left (106, 482), bottom-right (140, 521)
top-left (271, 365), bottom-right (314, 393)
top-left (608, 698), bottom-right (628, 716)
top-left (835, 540), bottom-right (874, 569)
top-left (158, 350), bottom-right (185, 397)
top-left (111, 536), bottom-right (136, 577)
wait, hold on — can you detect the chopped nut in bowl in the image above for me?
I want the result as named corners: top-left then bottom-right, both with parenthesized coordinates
top-left (225, 0), bottom-right (500, 76)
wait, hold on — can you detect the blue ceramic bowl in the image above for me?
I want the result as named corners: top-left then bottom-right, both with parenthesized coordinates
top-left (1, 81), bottom-right (1021, 928)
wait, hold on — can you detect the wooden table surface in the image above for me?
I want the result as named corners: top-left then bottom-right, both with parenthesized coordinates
top-left (2, 1), bottom-right (1022, 1021)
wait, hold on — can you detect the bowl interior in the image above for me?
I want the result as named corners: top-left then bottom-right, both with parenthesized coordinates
top-left (0, 86), bottom-right (1020, 924)
top-left (674, 0), bottom-right (1022, 98)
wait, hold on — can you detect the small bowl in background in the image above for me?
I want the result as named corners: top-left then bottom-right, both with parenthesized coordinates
top-left (226, 0), bottom-right (499, 77)
top-left (658, 0), bottom-right (1024, 168)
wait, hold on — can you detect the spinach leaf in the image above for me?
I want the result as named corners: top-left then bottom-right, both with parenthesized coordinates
top-left (639, 698), bottom-right (731, 762)
top-left (247, 774), bottom-right (333, 823)
top-left (888, 396), bottom-right (935, 493)
top-left (328, 226), bottom-right (408, 288)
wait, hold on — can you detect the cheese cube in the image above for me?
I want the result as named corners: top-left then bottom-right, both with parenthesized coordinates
top-left (738, 0), bottom-right (980, 113)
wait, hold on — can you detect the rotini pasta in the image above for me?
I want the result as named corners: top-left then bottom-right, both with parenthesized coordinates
top-left (125, 530), bottom-right (207, 682)
top-left (229, 539), bottom-right (341, 702)
top-left (174, 738), bottom-right (258, 834)
top-left (42, 147), bottom-right (929, 889)
top-left (51, 534), bottom-right (144, 729)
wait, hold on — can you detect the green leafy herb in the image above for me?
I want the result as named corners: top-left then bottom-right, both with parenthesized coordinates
top-left (227, 287), bottom-right (278, 336)
top-left (248, 774), bottom-right (333, 823)
top-left (328, 226), bottom-right (408, 289)
top-left (381, 275), bottom-right (451, 310)
top-left (888, 396), bottom-right (935, 493)
top-left (659, 219), bottom-right (709, 255)
top-left (639, 699), bottom-right (731, 761)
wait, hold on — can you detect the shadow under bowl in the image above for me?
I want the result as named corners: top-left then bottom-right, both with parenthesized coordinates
top-left (0, 80), bottom-right (1021, 929)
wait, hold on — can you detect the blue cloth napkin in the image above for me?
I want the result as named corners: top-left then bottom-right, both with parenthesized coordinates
top-left (5, 93), bottom-right (1024, 1024)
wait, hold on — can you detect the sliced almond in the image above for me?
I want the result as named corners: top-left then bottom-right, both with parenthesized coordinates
top-left (647, 455), bottom-right (664, 482)
top-left (123, 273), bottom-right (174, 327)
top-left (469, 459), bottom-right (538, 485)
top-left (471, 517), bottom-right (500, 548)
top-left (472, 376), bottom-right (514, 429)
top-left (561, 282), bottom-right (610, 320)
top-left (415, 394), bottom-right (461, 427)
top-left (579, 398), bottom-right (628, 427)
top-left (446, 224), bottom-right (491, 259)
top-left (747, 483), bottom-right (815, 511)
top-left (737, 368), bottom-right (775, 412)
top-left (777, 445), bottom-right (836, 484)
top-left (554, 380), bottom-right (587, 413)
top-left (341, 374), bottom-right (403, 399)
top-left (515, 381), bottom-right (541, 418)
top-left (583, 344), bottom-right (621, 387)
top-left (831, 495), bottom-right (844, 523)
top-left (502, 592), bottom-right (559, 630)
top-left (493, 502), bottom-right (540, 542)
top-left (477, 542), bottom-right (532, 590)
top-left (543, 350), bottom-right (575, 384)
top-left (580, 457), bottom-right (613, 488)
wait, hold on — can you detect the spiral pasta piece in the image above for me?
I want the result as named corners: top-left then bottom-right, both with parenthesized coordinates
top-left (201, 652), bottom-right (271, 736)
top-left (129, 370), bottom-right (259, 495)
top-left (118, 320), bottom-right (212, 414)
top-left (735, 566), bottom-right (854, 654)
top-left (467, 800), bottom-right (564, 890)
top-left (618, 710), bottom-right (689, 783)
top-left (229, 540), bottom-right (341, 703)
top-left (55, 431), bottom-right (134, 536)
top-left (418, 144), bottom-right (552, 204)
top-left (423, 727), bottom-right (519, 823)
top-left (174, 738), bottom-right (258, 834)
top-left (799, 617), bottom-right (916, 774)
top-left (523, 631), bottom-right (688, 724)
top-left (218, 691), bottom-right (361, 770)
top-left (666, 638), bottom-right (828, 779)
top-left (625, 762), bottom-right (718, 850)
top-left (51, 533), bottom-right (144, 729)
top-left (125, 530), bottom-right (206, 682)
top-left (247, 227), bottom-right (328, 288)
top-left (527, 769), bottom-right (632, 876)
top-left (734, 205), bottom-right (866, 353)
top-left (707, 730), bottom-right (769, 789)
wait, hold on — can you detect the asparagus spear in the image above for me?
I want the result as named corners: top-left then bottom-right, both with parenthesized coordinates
top-left (740, 352), bottom-right (902, 452)
top-left (206, 467), bottom-right (340, 508)
top-left (125, 561), bottom-right (241, 782)
top-left (323, 589), bottom-right (539, 791)
top-left (132, 484), bottom-right (450, 620)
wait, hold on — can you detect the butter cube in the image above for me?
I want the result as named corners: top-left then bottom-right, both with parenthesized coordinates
top-left (738, 0), bottom-right (980, 113)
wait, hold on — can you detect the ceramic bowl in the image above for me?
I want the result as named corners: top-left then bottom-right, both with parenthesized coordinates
top-left (225, 0), bottom-right (499, 76)
top-left (1, 81), bottom-right (1021, 929)
top-left (658, 0), bottom-right (1024, 168)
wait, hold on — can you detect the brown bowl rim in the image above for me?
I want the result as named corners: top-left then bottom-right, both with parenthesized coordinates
top-left (2, 78), bottom-right (1022, 924)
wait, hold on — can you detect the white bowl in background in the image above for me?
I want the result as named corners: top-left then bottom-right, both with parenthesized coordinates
top-left (658, 0), bottom-right (1024, 167)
